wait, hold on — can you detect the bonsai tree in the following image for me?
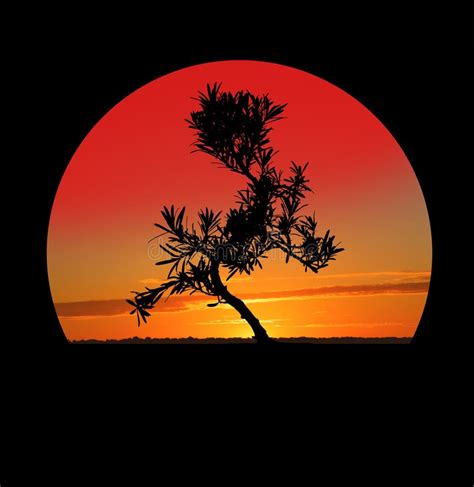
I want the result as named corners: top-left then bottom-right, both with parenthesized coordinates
top-left (127, 83), bottom-right (344, 343)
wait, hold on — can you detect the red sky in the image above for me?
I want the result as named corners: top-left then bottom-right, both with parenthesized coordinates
top-left (47, 61), bottom-right (431, 340)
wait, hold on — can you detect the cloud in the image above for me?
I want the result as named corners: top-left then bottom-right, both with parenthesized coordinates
top-left (140, 275), bottom-right (254, 286)
top-left (56, 280), bottom-right (429, 319)
top-left (294, 322), bottom-right (413, 328)
top-left (242, 281), bottom-right (429, 301)
top-left (251, 270), bottom-right (431, 282)
top-left (138, 278), bottom-right (162, 286)
top-left (195, 318), bottom-right (290, 326)
top-left (328, 271), bottom-right (431, 283)
top-left (55, 297), bottom-right (192, 318)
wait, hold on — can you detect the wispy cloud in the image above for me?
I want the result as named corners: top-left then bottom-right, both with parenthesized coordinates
top-left (140, 275), bottom-right (254, 286)
top-left (138, 278), bottom-right (162, 286)
top-left (55, 297), bottom-right (190, 318)
top-left (56, 279), bottom-right (429, 319)
top-left (327, 271), bottom-right (430, 283)
top-left (139, 270), bottom-right (430, 288)
top-left (243, 281), bottom-right (429, 301)
top-left (246, 270), bottom-right (431, 283)
top-left (294, 322), bottom-right (413, 328)
top-left (195, 318), bottom-right (290, 326)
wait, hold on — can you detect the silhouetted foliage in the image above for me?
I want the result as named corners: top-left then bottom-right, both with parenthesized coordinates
top-left (128, 83), bottom-right (344, 342)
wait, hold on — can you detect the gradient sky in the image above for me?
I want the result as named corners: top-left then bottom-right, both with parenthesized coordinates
top-left (47, 61), bottom-right (431, 341)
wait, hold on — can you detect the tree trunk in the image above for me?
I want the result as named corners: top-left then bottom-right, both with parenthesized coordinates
top-left (210, 261), bottom-right (272, 344)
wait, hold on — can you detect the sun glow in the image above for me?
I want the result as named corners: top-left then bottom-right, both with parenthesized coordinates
top-left (48, 61), bottom-right (431, 341)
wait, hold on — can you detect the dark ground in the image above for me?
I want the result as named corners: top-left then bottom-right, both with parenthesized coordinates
top-left (72, 337), bottom-right (411, 345)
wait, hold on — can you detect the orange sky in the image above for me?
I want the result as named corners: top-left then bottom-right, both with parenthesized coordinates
top-left (47, 61), bottom-right (431, 341)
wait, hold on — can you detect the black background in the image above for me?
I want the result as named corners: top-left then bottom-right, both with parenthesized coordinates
top-left (2, 5), bottom-right (468, 480)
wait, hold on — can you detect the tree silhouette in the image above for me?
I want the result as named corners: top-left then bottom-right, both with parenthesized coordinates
top-left (127, 83), bottom-right (344, 343)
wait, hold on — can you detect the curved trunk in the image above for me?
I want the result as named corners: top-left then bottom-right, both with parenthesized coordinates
top-left (210, 261), bottom-right (272, 343)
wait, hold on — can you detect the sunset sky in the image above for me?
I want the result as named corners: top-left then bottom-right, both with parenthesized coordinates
top-left (47, 61), bottom-right (431, 341)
